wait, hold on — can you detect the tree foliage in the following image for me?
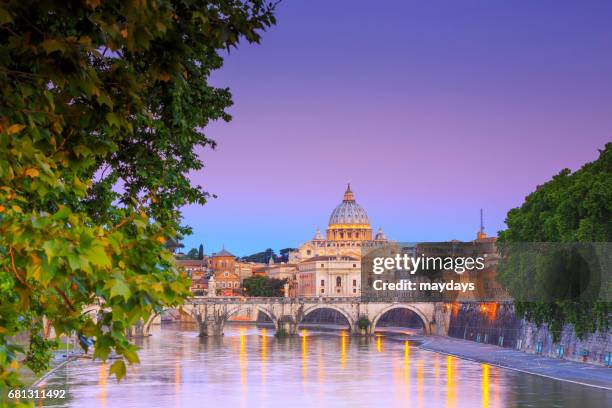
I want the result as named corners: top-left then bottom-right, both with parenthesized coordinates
top-left (279, 247), bottom-right (296, 262)
top-left (0, 0), bottom-right (276, 398)
top-left (243, 276), bottom-right (286, 297)
top-left (497, 143), bottom-right (612, 341)
top-left (242, 248), bottom-right (276, 263)
top-left (183, 248), bottom-right (200, 259)
top-left (357, 315), bottom-right (371, 331)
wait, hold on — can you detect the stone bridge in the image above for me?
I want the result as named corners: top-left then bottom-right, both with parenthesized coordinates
top-left (144, 297), bottom-right (450, 337)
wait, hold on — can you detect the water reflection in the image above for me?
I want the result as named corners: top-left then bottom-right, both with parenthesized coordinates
top-left (97, 362), bottom-right (106, 408)
top-left (261, 328), bottom-right (267, 384)
top-left (301, 329), bottom-right (307, 383)
top-left (239, 328), bottom-right (246, 386)
top-left (341, 331), bottom-right (347, 369)
top-left (482, 364), bottom-right (490, 408)
top-left (39, 323), bottom-right (611, 408)
top-left (447, 355), bottom-right (456, 408)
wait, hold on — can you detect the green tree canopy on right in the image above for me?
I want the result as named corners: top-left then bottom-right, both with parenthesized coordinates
top-left (497, 143), bottom-right (611, 340)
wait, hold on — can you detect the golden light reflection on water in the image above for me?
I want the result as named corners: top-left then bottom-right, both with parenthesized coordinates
top-left (404, 341), bottom-right (411, 404)
top-left (317, 345), bottom-right (324, 384)
top-left (239, 328), bottom-right (247, 386)
top-left (340, 331), bottom-right (347, 369)
top-left (446, 355), bottom-right (456, 408)
top-left (261, 328), bottom-right (267, 384)
top-left (98, 362), bottom-right (107, 408)
top-left (301, 329), bottom-right (308, 383)
top-left (174, 361), bottom-right (181, 401)
top-left (376, 334), bottom-right (382, 353)
top-left (493, 367), bottom-right (500, 408)
top-left (417, 359), bottom-right (424, 408)
top-left (482, 364), bottom-right (490, 408)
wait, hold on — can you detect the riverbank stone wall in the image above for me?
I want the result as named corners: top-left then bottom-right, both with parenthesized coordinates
top-left (447, 303), bottom-right (612, 366)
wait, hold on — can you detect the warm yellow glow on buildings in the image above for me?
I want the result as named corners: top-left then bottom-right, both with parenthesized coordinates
top-left (292, 184), bottom-right (390, 297)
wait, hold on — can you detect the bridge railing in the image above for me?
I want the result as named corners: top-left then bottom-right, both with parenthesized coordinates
top-left (186, 296), bottom-right (515, 305)
top-left (188, 296), bottom-right (362, 304)
top-left (187, 296), bottom-right (448, 304)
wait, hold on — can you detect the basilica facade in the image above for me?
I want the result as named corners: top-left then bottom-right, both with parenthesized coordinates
top-left (293, 184), bottom-right (390, 297)
top-left (290, 184), bottom-right (388, 263)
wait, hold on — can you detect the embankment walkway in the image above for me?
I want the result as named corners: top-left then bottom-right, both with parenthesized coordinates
top-left (416, 335), bottom-right (612, 390)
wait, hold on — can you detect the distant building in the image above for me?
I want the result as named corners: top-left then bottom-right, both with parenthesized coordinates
top-left (293, 184), bottom-right (389, 297)
top-left (210, 248), bottom-right (241, 295)
top-left (213, 270), bottom-right (241, 296)
top-left (297, 255), bottom-right (361, 297)
top-left (267, 262), bottom-right (298, 282)
top-left (175, 258), bottom-right (209, 294)
top-left (235, 261), bottom-right (262, 282)
top-left (251, 256), bottom-right (297, 280)
top-left (413, 210), bottom-right (507, 302)
top-left (211, 247), bottom-right (236, 273)
top-left (175, 258), bottom-right (208, 276)
top-left (290, 184), bottom-right (389, 263)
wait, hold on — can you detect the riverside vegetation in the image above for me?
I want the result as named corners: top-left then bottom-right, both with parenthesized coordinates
top-left (497, 144), bottom-right (611, 341)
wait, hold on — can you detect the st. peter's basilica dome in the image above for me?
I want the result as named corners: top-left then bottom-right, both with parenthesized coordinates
top-left (328, 184), bottom-right (370, 226)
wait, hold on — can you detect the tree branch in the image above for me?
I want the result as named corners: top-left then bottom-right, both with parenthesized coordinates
top-left (8, 247), bottom-right (31, 288)
top-left (54, 285), bottom-right (76, 311)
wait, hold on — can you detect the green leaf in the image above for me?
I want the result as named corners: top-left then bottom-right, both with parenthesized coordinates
top-left (109, 360), bottom-right (126, 381)
top-left (53, 206), bottom-right (71, 220)
top-left (0, 8), bottom-right (13, 25)
top-left (73, 145), bottom-right (91, 158)
top-left (67, 253), bottom-right (81, 271)
top-left (43, 239), bottom-right (66, 260)
top-left (110, 279), bottom-right (131, 300)
top-left (87, 244), bottom-right (111, 268)
top-left (40, 39), bottom-right (66, 54)
top-left (31, 214), bottom-right (49, 229)
top-left (105, 113), bottom-right (120, 128)
top-left (123, 348), bottom-right (140, 364)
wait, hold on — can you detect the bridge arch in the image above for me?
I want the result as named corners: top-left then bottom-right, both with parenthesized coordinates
top-left (300, 304), bottom-right (355, 333)
top-left (370, 304), bottom-right (430, 335)
top-left (142, 307), bottom-right (200, 336)
top-left (225, 305), bottom-right (279, 331)
top-left (142, 310), bottom-right (167, 337)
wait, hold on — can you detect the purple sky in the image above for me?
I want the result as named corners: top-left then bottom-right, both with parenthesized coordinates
top-left (181, 0), bottom-right (612, 256)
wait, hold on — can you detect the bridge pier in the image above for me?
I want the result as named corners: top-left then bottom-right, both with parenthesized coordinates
top-left (198, 321), bottom-right (224, 337)
top-left (190, 304), bottom-right (229, 337)
top-left (277, 315), bottom-right (298, 336)
top-left (127, 319), bottom-right (147, 338)
top-left (352, 325), bottom-right (372, 336)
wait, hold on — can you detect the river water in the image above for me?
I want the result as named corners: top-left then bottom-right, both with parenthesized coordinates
top-left (39, 323), bottom-right (611, 408)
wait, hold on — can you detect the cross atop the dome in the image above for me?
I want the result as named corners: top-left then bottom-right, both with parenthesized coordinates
top-left (343, 183), bottom-right (354, 201)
